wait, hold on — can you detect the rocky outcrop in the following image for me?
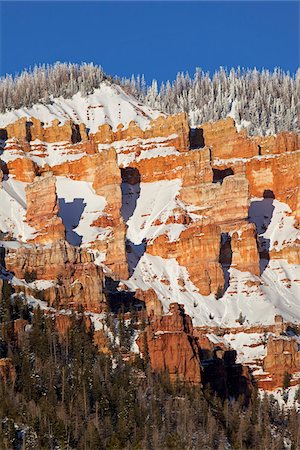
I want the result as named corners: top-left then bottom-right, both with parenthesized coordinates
top-left (200, 118), bottom-right (258, 160)
top-left (5, 241), bottom-right (106, 312)
top-left (213, 148), bottom-right (300, 222)
top-left (138, 303), bottom-right (202, 384)
top-left (124, 146), bottom-right (212, 184)
top-left (50, 149), bottom-right (128, 279)
top-left (54, 313), bottom-right (92, 338)
top-left (30, 118), bottom-right (81, 143)
top-left (261, 336), bottom-right (300, 389)
top-left (93, 329), bottom-right (111, 354)
top-left (25, 173), bottom-right (65, 244)
top-left (138, 302), bottom-right (254, 397)
top-left (135, 288), bottom-right (163, 317)
top-left (92, 112), bottom-right (190, 152)
top-left (148, 223), bottom-right (224, 295)
top-left (246, 151), bottom-right (300, 221)
top-left (231, 223), bottom-right (260, 276)
top-left (199, 117), bottom-right (299, 160)
top-left (6, 118), bottom-right (29, 142)
top-left (0, 358), bottom-right (16, 383)
top-left (180, 173), bottom-right (250, 229)
top-left (253, 132), bottom-right (300, 155)
top-left (5, 117), bottom-right (85, 144)
top-left (1, 99), bottom-right (300, 396)
top-left (201, 348), bottom-right (253, 399)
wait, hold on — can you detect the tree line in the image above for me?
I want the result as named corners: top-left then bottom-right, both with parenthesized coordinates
top-left (0, 281), bottom-right (300, 449)
top-left (0, 63), bottom-right (298, 136)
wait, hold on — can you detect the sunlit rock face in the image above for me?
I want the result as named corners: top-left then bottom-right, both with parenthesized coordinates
top-left (0, 81), bottom-right (299, 390)
top-left (138, 303), bottom-right (202, 384)
top-left (25, 173), bottom-right (65, 244)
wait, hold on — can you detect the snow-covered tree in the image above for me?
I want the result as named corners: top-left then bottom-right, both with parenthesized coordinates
top-left (0, 63), bottom-right (298, 135)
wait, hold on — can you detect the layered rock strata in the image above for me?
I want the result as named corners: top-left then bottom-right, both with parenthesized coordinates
top-left (25, 173), bottom-right (65, 244)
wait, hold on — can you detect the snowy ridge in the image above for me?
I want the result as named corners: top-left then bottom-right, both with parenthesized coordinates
top-left (0, 82), bottom-right (163, 133)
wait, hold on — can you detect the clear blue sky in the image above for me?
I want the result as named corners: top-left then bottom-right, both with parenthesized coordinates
top-left (1, 1), bottom-right (299, 83)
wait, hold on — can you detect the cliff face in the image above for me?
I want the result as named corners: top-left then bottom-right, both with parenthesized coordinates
top-left (260, 336), bottom-right (300, 390)
top-left (0, 83), bottom-right (299, 392)
top-left (138, 303), bottom-right (253, 398)
top-left (138, 303), bottom-right (202, 384)
top-left (230, 223), bottom-right (260, 276)
top-left (25, 173), bottom-right (65, 244)
top-left (147, 223), bottom-right (224, 295)
top-left (5, 241), bottom-right (106, 312)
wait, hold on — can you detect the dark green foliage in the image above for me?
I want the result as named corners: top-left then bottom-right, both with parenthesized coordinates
top-left (283, 371), bottom-right (292, 390)
top-left (24, 270), bottom-right (37, 283)
top-left (0, 282), bottom-right (299, 449)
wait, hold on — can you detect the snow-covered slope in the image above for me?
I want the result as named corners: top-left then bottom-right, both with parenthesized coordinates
top-left (124, 254), bottom-right (300, 327)
top-left (0, 81), bottom-right (162, 132)
top-left (56, 177), bottom-right (107, 246)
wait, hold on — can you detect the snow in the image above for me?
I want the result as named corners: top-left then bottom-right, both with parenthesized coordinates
top-left (97, 134), bottom-right (180, 167)
top-left (29, 140), bottom-right (86, 167)
top-left (218, 332), bottom-right (269, 365)
top-left (11, 291), bottom-right (54, 311)
top-left (0, 177), bottom-right (36, 241)
top-left (0, 139), bottom-right (87, 168)
top-left (213, 148), bottom-right (300, 165)
top-left (117, 145), bottom-right (179, 167)
top-left (88, 312), bottom-right (108, 331)
top-left (228, 100), bottom-right (252, 132)
top-left (262, 385), bottom-right (300, 409)
top-left (249, 197), bottom-right (299, 251)
top-left (28, 280), bottom-right (55, 290)
top-left (123, 179), bottom-right (184, 245)
top-left (0, 82), bottom-right (162, 133)
top-left (124, 254), bottom-right (300, 328)
top-left (0, 74), bottom-right (299, 341)
top-left (26, 295), bottom-right (55, 311)
top-left (56, 176), bottom-right (107, 246)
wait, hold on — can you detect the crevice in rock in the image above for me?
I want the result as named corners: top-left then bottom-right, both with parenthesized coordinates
top-left (120, 167), bottom-right (146, 275)
top-left (189, 127), bottom-right (205, 149)
top-left (0, 130), bottom-right (9, 181)
top-left (104, 276), bottom-right (145, 314)
top-left (212, 167), bottom-right (234, 184)
top-left (25, 121), bottom-right (33, 142)
top-left (219, 232), bottom-right (232, 293)
top-left (248, 189), bottom-right (275, 274)
top-left (0, 129), bottom-right (8, 141)
top-left (120, 167), bottom-right (141, 223)
top-left (126, 238), bottom-right (147, 277)
top-left (71, 124), bottom-right (81, 144)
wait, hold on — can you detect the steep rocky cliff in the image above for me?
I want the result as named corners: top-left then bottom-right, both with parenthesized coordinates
top-left (0, 80), bottom-right (299, 393)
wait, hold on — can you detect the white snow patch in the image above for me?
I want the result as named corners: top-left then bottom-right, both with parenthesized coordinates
top-left (219, 332), bottom-right (270, 365)
top-left (262, 385), bottom-right (300, 409)
top-left (56, 177), bottom-right (108, 246)
top-left (249, 197), bottom-right (299, 251)
top-left (124, 179), bottom-right (184, 245)
top-left (28, 279), bottom-right (56, 290)
top-left (0, 177), bottom-right (36, 241)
